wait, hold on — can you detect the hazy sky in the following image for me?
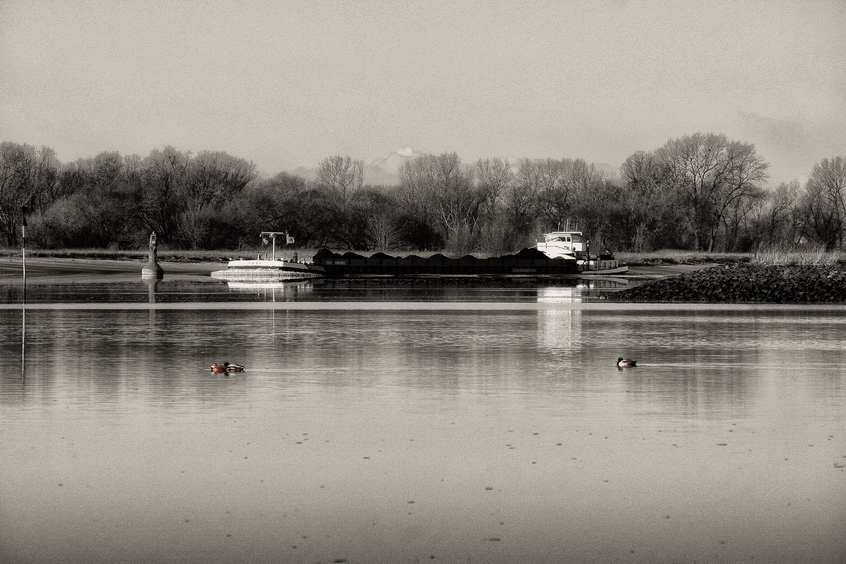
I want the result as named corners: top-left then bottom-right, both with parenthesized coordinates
top-left (2, 0), bottom-right (844, 184)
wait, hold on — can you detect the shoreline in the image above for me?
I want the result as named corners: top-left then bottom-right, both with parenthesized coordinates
top-left (0, 257), bottom-right (221, 281)
top-left (611, 262), bottom-right (846, 304)
top-left (0, 256), bottom-right (707, 283)
top-left (3, 257), bottom-right (844, 304)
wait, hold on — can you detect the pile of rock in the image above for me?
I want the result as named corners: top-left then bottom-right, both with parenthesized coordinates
top-left (613, 263), bottom-right (846, 303)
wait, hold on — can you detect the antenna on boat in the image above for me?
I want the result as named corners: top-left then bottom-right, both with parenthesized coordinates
top-left (260, 231), bottom-right (293, 260)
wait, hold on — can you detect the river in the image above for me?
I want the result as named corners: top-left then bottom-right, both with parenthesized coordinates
top-left (1, 279), bottom-right (844, 563)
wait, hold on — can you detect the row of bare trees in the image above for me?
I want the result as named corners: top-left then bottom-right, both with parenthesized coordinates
top-left (2, 137), bottom-right (845, 254)
top-left (2, 145), bottom-right (258, 249)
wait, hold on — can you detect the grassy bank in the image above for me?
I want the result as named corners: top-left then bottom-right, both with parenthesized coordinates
top-left (618, 247), bottom-right (845, 267)
top-left (616, 250), bottom-right (749, 267)
top-left (2, 246), bottom-right (844, 268)
top-left (0, 248), bottom-right (239, 263)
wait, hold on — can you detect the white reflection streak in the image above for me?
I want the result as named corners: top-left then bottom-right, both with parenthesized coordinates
top-left (537, 286), bottom-right (583, 352)
top-left (539, 307), bottom-right (581, 352)
top-left (20, 303), bottom-right (25, 380)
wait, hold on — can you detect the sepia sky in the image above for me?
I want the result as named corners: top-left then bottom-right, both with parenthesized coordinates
top-left (1, 0), bottom-right (844, 185)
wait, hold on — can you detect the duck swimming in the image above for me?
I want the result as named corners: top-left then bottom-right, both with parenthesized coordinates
top-left (210, 362), bottom-right (244, 373)
top-left (616, 357), bottom-right (637, 368)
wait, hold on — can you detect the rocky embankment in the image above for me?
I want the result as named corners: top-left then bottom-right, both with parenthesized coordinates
top-left (613, 263), bottom-right (846, 303)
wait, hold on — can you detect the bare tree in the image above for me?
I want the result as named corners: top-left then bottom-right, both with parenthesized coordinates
top-left (564, 159), bottom-right (613, 242)
top-left (360, 188), bottom-right (401, 252)
top-left (316, 155), bottom-right (365, 248)
top-left (721, 184), bottom-right (766, 251)
top-left (749, 180), bottom-right (800, 249)
top-left (184, 151), bottom-right (256, 210)
top-left (796, 156), bottom-right (846, 249)
top-left (180, 151), bottom-right (257, 248)
top-left (399, 152), bottom-right (479, 255)
top-left (473, 158), bottom-right (513, 254)
top-left (474, 157), bottom-right (513, 218)
top-left (239, 172), bottom-right (329, 249)
top-left (657, 133), bottom-right (768, 251)
top-left (317, 155), bottom-right (364, 206)
top-left (140, 146), bottom-right (190, 243)
top-left (508, 158), bottom-right (547, 239)
top-left (516, 158), bottom-right (566, 234)
top-left (0, 142), bottom-right (59, 245)
top-left (619, 151), bottom-right (669, 251)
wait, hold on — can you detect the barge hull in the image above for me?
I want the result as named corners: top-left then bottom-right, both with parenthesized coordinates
top-left (312, 248), bottom-right (580, 278)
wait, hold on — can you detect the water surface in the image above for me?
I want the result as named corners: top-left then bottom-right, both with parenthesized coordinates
top-left (1, 282), bottom-right (844, 563)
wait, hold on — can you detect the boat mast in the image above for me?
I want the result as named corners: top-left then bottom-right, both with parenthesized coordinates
top-left (260, 231), bottom-right (292, 260)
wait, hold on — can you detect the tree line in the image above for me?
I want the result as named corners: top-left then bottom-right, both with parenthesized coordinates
top-left (1, 135), bottom-right (844, 255)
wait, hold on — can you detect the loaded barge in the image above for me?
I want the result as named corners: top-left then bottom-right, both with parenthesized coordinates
top-left (311, 247), bottom-right (580, 278)
top-left (212, 231), bottom-right (626, 281)
top-left (311, 231), bottom-right (627, 278)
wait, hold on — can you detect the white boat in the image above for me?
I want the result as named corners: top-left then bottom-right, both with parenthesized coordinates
top-left (210, 231), bottom-right (326, 282)
top-left (535, 231), bottom-right (584, 260)
top-left (211, 258), bottom-right (325, 281)
top-left (535, 231), bottom-right (628, 275)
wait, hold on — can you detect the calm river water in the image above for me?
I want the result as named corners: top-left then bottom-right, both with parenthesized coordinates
top-left (1, 279), bottom-right (845, 563)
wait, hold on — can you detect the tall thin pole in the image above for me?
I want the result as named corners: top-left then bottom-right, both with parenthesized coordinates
top-left (21, 303), bottom-right (26, 380)
top-left (21, 206), bottom-right (27, 379)
top-left (21, 206), bottom-right (27, 304)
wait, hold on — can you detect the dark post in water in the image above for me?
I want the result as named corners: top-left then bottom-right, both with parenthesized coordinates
top-left (141, 232), bottom-right (164, 280)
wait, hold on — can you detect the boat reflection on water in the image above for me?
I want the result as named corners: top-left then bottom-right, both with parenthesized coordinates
top-left (222, 278), bottom-right (631, 303)
top-left (537, 299), bottom-right (582, 353)
top-left (225, 280), bottom-right (314, 301)
top-left (536, 285), bottom-right (584, 303)
top-left (581, 276), bottom-right (631, 300)
top-left (536, 278), bottom-right (629, 303)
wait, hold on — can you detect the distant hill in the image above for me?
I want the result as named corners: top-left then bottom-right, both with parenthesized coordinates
top-left (364, 146), bottom-right (422, 185)
top-left (289, 166), bottom-right (318, 181)
top-left (285, 147), bottom-right (420, 186)
top-left (593, 162), bottom-right (618, 179)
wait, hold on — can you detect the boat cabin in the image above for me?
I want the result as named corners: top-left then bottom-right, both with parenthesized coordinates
top-left (535, 231), bottom-right (587, 259)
